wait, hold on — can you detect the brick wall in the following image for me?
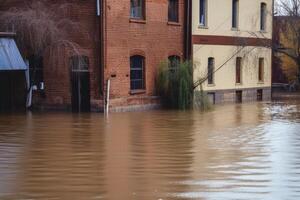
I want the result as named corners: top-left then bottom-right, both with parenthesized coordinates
top-left (1, 0), bottom-right (186, 111)
top-left (0, 0), bottom-right (102, 110)
top-left (103, 0), bottom-right (185, 109)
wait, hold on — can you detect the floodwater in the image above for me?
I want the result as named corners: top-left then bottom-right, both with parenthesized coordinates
top-left (1, 101), bottom-right (300, 200)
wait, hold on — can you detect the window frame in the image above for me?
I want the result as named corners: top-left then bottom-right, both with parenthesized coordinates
top-left (260, 3), bottom-right (267, 31)
top-left (207, 57), bottom-right (215, 85)
top-left (258, 58), bottom-right (264, 82)
top-left (168, 55), bottom-right (181, 72)
top-left (168, 0), bottom-right (179, 23)
top-left (130, 0), bottom-right (146, 20)
top-left (130, 55), bottom-right (146, 91)
top-left (236, 57), bottom-right (242, 84)
top-left (232, 0), bottom-right (239, 29)
top-left (199, 0), bottom-right (207, 27)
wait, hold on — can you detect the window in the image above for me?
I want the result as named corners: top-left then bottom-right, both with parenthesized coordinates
top-left (257, 89), bottom-right (263, 101)
top-left (130, 55), bottom-right (145, 90)
top-left (199, 0), bottom-right (207, 26)
top-left (207, 57), bottom-right (214, 85)
top-left (168, 55), bottom-right (180, 71)
top-left (28, 55), bottom-right (44, 92)
top-left (130, 0), bottom-right (145, 20)
top-left (232, 0), bottom-right (239, 29)
top-left (236, 91), bottom-right (242, 103)
top-left (168, 0), bottom-right (179, 22)
top-left (70, 56), bottom-right (89, 72)
top-left (260, 3), bottom-right (267, 31)
top-left (258, 58), bottom-right (264, 82)
top-left (236, 57), bottom-right (242, 84)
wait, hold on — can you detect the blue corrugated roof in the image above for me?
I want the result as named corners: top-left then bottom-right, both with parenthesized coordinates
top-left (0, 38), bottom-right (27, 71)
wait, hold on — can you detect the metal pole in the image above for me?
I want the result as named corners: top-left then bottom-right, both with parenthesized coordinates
top-left (105, 79), bottom-right (110, 114)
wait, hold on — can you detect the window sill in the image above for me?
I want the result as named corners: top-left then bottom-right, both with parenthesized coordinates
top-left (167, 21), bottom-right (181, 26)
top-left (236, 83), bottom-right (242, 86)
top-left (130, 89), bottom-right (146, 95)
top-left (129, 18), bottom-right (146, 24)
top-left (231, 27), bottom-right (240, 31)
top-left (257, 81), bottom-right (264, 84)
top-left (207, 84), bottom-right (215, 87)
top-left (198, 25), bottom-right (208, 29)
top-left (259, 30), bottom-right (267, 33)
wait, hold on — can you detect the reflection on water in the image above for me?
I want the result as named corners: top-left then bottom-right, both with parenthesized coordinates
top-left (0, 101), bottom-right (300, 200)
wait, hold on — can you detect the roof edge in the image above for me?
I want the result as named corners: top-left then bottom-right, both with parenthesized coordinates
top-left (0, 32), bottom-right (16, 38)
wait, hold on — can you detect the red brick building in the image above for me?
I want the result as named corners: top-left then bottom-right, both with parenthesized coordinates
top-left (1, 0), bottom-right (188, 112)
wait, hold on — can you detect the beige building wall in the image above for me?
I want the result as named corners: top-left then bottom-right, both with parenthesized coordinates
top-left (192, 0), bottom-right (273, 38)
top-left (192, 0), bottom-right (273, 102)
top-left (193, 45), bottom-right (272, 91)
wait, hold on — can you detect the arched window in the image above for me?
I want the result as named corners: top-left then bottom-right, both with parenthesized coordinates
top-left (168, 0), bottom-right (179, 22)
top-left (260, 3), bottom-right (267, 31)
top-left (232, 0), bottom-right (239, 29)
top-left (168, 55), bottom-right (180, 71)
top-left (207, 57), bottom-right (214, 85)
top-left (70, 56), bottom-right (89, 72)
top-left (130, 55), bottom-right (145, 90)
top-left (130, 0), bottom-right (145, 20)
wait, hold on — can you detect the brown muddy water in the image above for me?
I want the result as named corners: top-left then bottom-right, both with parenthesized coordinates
top-left (1, 101), bottom-right (300, 200)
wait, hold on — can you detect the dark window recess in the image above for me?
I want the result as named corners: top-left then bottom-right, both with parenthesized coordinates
top-left (260, 3), bottom-right (267, 31)
top-left (200, 0), bottom-right (207, 26)
top-left (236, 91), bottom-right (242, 103)
top-left (232, 0), bottom-right (239, 28)
top-left (70, 56), bottom-right (89, 71)
top-left (207, 92), bottom-right (216, 104)
top-left (236, 57), bottom-right (242, 84)
top-left (208, 57), bottom-right (214, 85)
top-left (168, 0), bottom-right (179, 22)
top-left (70, 56), bottom-right (91, 112)
top-left (257, 89), bottom-right (263, 101)
top-left (168, 55), bottom-right (180, 72)
top-left (28, 55), bottom-right (44, 91)
top-left (258, 58), bottom-right (264, 82)
top-left (130, 55), bottom-right (145, 90)
top-left (130, 0), bottom-right (145, 19)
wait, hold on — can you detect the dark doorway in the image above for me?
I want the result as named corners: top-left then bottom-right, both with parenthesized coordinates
top-left (0, 71), bottom-right (26, 112)
top-left (70, 56), bottom-right (91, 112)
top-left (236, 90), bottom-right (242, 103)
top-left (207, 92), bottom-right (216, 104)
top-left (257, 89), bottom-right (263, 101)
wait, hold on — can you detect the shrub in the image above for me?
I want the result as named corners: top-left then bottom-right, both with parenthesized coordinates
top-left (156, 60), bottom-right (194, 110)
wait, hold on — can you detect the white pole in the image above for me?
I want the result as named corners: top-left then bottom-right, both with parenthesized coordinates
top-left (106, 79), bottom-right (110, 114)
top-left (96, 0), bottom-right (101, 16)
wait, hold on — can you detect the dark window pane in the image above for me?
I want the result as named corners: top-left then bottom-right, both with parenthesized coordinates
top-left (259, 58), bottom-right (264, 81)
top-left (236, 57), bottom-right (241, 83)
top-left (168, 55), bottom-right (180, 70)
top-left (131, 0), bottom-right (144, 19)
top-left (260, 3), bottom-right (267, 30)
top-left (130, 55), bottom-right (145, 90)
top-left (200, 0), bottom-right (206, 25)
top-left (168, 0), bottom-right (179, 22)
top-left (232, 0), bottom-right (238, 28)
top-left (208, 57), bottom-right (214, 84)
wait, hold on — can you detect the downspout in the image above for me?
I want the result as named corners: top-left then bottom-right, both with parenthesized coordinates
top-left (271, 0), bottom-right (274, 98)
top-left (96, 0), bottom-right (105, 97)
top-left (184, 0), bottom-right (192, 60)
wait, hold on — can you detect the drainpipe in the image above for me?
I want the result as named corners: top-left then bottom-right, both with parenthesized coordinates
top-left (184, 0), bottom-right (192, 60)
top-left (96, 0), bottom-right (105, 97)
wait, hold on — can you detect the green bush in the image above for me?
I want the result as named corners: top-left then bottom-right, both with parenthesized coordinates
top-left (156, 60), bottom-right (194, 110)
top-left (193, 84), bottom-right (212, 111)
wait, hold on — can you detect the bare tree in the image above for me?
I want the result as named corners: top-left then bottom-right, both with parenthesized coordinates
top-left (0, 0), bottom-right (84, 68)
top-left (275, 0), bottom-right (300, 82)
